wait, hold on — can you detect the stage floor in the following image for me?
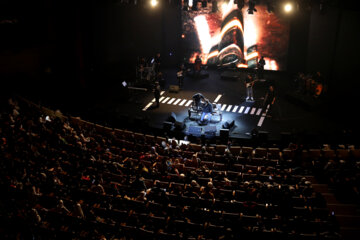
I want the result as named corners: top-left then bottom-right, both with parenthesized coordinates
top-left (90, 67), bottom-right (345, 143)
top-left (21, 67), bottom-right (354, 144)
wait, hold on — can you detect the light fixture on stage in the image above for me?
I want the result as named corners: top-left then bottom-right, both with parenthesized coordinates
top-left (235, 0), bottom-right (244, 9)
top-left (189, 0), bottom-right (193, 8)
top-left (284, 3), bottom-right (293, 13)
top-left (220, 128), bottom-right (229, 141)
top-left (248, 0), bottom-right (257, 14)
top-left (211, 0), bottom-right (218, 12)
top-left (150, 0), bottom-right (158, 7)
top-left (266, 0), bottom-right (275, 13)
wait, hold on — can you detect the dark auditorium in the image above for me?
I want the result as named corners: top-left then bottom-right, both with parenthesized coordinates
top-left (1, 0), bottom-right (360, 239)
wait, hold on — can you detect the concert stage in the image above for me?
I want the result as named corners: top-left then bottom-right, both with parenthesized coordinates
top-left (33, 67), bottom-right (353, 145)
top-left (78, 67), bottom-right (347, 145)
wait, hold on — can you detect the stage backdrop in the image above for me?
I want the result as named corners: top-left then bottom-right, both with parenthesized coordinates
top-left (181, 0), bottom-right (290, 70)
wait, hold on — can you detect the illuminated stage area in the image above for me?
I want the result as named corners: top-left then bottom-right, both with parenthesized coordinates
top-left (76, 67), bottom-right (343, 145)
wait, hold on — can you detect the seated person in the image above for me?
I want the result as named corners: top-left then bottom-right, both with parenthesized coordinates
top-left (192, 93), bottom-right (205, 110)
top-left (199, 99), bottom-right (213, 125)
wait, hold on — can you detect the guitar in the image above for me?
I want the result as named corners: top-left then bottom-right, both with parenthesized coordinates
top-left (177, 70), bottom-right (183, 77)
top-left (246, 79), bottom-right (265, 88)
top-left (314, 83), bottom-right (323, 97)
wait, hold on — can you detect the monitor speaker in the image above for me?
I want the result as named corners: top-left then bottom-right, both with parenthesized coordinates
top-left (167, 112), bottom-right (177, 123)
top-left (222, 120), bottom-right (235, 129)
top-left (163, 121), bottom-right (173, 131)
top-left (220, 128), bottom-right (229, 139)
top-left (174, 121), bottom-right (185, 130)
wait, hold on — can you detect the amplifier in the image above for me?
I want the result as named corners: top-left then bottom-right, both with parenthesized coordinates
top-left (204, 125), bottom-right (216, 133)
top-left (188, 126), bottom-right (202, 137)
top-left (169, 85), bottom-right (180, 93)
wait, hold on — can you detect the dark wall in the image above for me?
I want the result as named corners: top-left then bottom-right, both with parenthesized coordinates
top-left (287, 10), bottom-right (311, 74)
top-left (306, 3), bottom-right (360, 97)
top-left (332, 8), bottom-right (360, 96)
top-left (0, 0), bottom-right (182, 91)
top-left (90, 1), bottom-right (182, 82)
top-left (306, 5), bottom-right (340, 82)
top-left (0, 0), bottom-right (50, 84)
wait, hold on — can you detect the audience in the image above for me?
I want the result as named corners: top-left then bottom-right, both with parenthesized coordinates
top-left (0, 97), bottom-right (348, 239)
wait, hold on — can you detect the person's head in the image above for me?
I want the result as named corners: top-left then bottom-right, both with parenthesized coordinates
top-left (191, 180), bottom-right (199, 188)
top-left (201, 146), bottom-right (206, 153)
top-left (269, 85), bottom-right (274, 91)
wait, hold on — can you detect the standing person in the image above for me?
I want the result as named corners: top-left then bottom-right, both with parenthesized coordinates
top-left (192, 93), bottom-right (205, 110)
top-left (263, 85), bottom-right (276, 118)
top-left (194, 55), bottom-right (202, 77)
top-left (177, 64), bottom-right (185, 88)
top-left (245, 74), bottom-right (255, 101)
top-left (156, 72), bottom-right (165, 90)
top-left (257, 56), bottom-right (265, 79)
top-left (154, 53), bottom-right (161, 74)
top-left (153, 81), bottom-right (161, 108)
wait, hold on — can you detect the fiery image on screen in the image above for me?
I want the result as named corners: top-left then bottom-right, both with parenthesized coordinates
top-left (181, 0), bottom-right (290, 71)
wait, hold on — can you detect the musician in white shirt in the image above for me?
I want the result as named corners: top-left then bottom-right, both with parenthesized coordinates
top-left (245, 74), bottom-right (255, 101)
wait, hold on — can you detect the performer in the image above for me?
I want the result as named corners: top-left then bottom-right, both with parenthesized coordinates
top-left (263, 85), bottom-right (276, 118)
top-left (156, 72), bottom-right (165, 90)
top-left (194, 55), bottom-right (202, 77)
top-left (177, 64), bottom-right (185, 88)
top-left (199, 99), bottom-right (213, 125)
top-left (245, 74), bottom-right (255, 101)
top-left (154, 53), bottom-right (161, 73)
top-left (153, 81), bottom-right (161, 108)
top-left (257, 56), bottom-right (265, 79)
top-left (192, 93), bottom-right (205, 110)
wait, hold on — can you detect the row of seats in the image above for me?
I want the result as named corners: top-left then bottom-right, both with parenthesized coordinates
top-left (0, 97), bottom-right (342, 239)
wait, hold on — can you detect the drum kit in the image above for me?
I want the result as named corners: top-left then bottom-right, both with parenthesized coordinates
top-left (137, 64), bottom-right (155, 82)
top-left (300, 74), bottom-right (324, 97)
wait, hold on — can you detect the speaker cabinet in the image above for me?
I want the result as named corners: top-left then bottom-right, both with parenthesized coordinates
top-left (169, 85), bottom-right (180, 93)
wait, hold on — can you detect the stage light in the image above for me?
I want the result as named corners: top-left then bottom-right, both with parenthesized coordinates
top-left (284, 3), bottom-right (293, 13)
top-left (266, 0), bottom-right (275, 13)
top-left (235, 0), bottom-right (244, 9)
top-left (189, 0), bottom-right (193, 7)
top-left (247, 0), bottom-right (257, 14)
top-left (150, 0), bottom-right (158, 7)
